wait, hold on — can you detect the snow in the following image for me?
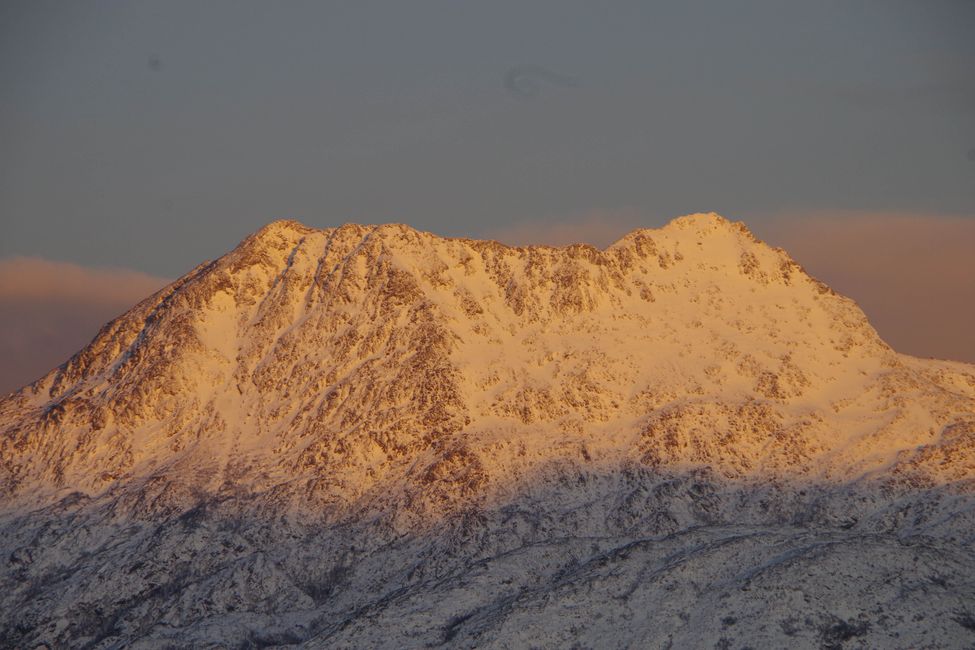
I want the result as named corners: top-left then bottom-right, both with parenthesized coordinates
top-left (1, 213), bottom-right (974, 647)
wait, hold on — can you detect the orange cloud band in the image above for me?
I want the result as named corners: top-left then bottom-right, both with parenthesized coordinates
top-left (753, 212), bottom-right (975, 364)
top-left (0, 257), bottom-right (170, 303)
top-left (0, 258), bottom-right (170, 395)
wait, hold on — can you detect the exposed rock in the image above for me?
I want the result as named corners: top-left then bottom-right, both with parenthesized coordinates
top-left (1, 213), bottom-right (973, 648)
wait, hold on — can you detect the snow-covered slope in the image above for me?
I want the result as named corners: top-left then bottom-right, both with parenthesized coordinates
top-left (1, 214), bottom-right (973, 648)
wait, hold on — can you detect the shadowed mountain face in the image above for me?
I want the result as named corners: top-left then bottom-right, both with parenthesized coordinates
top-left (1, 214), bottom-right (974, 648)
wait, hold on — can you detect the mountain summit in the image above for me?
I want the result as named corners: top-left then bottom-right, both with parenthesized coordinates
top-left (2, 214), bottom-right (974, 648)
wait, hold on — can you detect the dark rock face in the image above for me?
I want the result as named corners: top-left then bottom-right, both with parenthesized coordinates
top-left (1, 215), bottom-right (974, 648)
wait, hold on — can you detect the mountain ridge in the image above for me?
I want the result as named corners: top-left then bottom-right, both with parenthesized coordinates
top-left (3, 212), bottom-right (973, 506)
top-left (1, 213), bottom-right (974, 648)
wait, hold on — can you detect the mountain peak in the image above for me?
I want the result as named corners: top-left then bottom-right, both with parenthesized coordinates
top-left (666, 210), bottom-right (732, 228)
top-left (1, 213), bottom-right (971, 509)
top-left (230, 219), bottom-right (317, 267)
top-left (2, 213), bottom-right (975, 648)
top-left (250, 218), bottom-right (313, 241)
top-left (605, 212), bottom-right (749, 249)
top-left (665, 211), bottom-right (758, 239)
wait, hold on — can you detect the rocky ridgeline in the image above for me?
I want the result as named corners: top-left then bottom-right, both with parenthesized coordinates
top-left (1, 214), bottom-right (974, 648)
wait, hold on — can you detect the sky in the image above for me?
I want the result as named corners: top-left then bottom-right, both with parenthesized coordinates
top-left (0, 0), bottom-right (973, 392)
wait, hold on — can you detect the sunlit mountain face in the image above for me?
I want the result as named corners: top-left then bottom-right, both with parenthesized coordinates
top-left (2, 214), bottom-right (973, 648)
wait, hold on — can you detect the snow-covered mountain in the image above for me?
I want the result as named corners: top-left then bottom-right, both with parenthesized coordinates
top-left (2, 213), bottom-right (973, 648)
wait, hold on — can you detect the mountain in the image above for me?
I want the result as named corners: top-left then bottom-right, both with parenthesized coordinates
top-left (1, 213), bottom-right (973, 648)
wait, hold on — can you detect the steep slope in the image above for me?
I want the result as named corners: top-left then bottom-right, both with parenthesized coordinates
top-left (1, 213), bottom-right (974, 648)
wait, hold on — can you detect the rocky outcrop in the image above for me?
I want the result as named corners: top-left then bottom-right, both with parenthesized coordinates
top-left (1, 214), bottom-right (973, 648)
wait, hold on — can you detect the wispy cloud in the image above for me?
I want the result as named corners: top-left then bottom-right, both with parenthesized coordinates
top-left (0, 258), bottom-right (170, 395)
top-left (503, 65), bottom-right (580, 100)
top-left (483, 208), bottom-right (645, 249)
top-left (752, 211), bottom-right (975, 364)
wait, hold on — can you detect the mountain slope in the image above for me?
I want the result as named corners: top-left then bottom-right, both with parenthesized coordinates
top-left (1, 214), bottom-right (974, 648)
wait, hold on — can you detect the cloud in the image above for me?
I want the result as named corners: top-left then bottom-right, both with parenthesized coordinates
top-left (482, 208), bottom-right (645, 249)
top-left (751, 211), bottom-right (975, 364)
top-left (487, 209), bottom-right (975, 364)
top-left (0, 258), bottom-right (170, 395)
top-left (503, 65), bottom-right (580, 99)
top-left (0, 257), bottom-right (170, 303)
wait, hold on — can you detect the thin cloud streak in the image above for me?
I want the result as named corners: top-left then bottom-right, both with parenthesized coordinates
top-left (483, 209), bottom-right (644, 249)
top-left (0, 257), bottom-right (170, 303)
top-left (753, 212), bottom-right (975, 364)
top-left (0, 258), bottom-right (170, 395)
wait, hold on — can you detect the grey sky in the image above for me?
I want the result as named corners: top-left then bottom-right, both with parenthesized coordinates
top-left (1, 0), bottom-right (973, 277)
